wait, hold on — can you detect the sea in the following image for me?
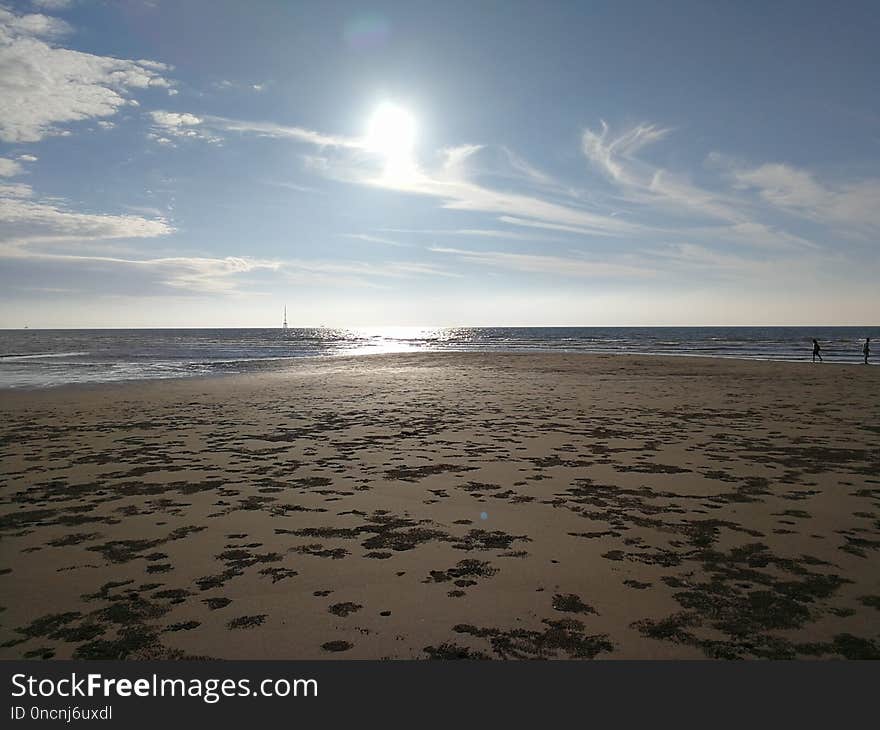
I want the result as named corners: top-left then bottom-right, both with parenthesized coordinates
top-left (0, 326), bottom-right (876, 389)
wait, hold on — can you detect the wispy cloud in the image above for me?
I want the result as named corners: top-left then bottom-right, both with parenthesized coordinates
top-left (1, 232), bottom-right (457, 296)
top-left (0, 250), bottom-right (280, 294)
top-left (204, 113), bottom-right (859, 257)
top-left (193, 113), bottom-right (834, 262)
top-left (581, 120), bottom-right (746, 223)
top-left (379, 226), bottom-right (549, 241)
top-left (0, 157), bottom-right (23, 177)
top-left (30, 0), bottom-right (73, 10)
top-left (341, 233), bottom-right (412, 247)
top-left (582, 121), bottom-right (672, 184)
top-left (0, 196), bottom-right (173, 250)
top-left (498, 216), bottom-right (609, 237)
top-left (0, 191), bottom-right (457, 295)
top-left (431, 246), bottom-right (654, 279)
top-left (272, 258), bottom-right (461, 291)
top-left (0, 182), bottom-right (34, 198)
top-left (362, 161), bottom-right (642, 237)
top-left (500, 146), bottom-right (557, 187)
top-left (579, 121), bottom-right (832, 250)
top-left (640, 241), bottom-right (846, 288)
top-left (441, 144), bottom-right (484, 174)
top-left (204, 116), bottom-right (363, 149)
top-left (731, 162), bottom-right (880, 233)
top-left (181, 114), bottom-right (642, 238)
top-left (259, 179), bottom-right (323, 195)
top-left (211, 79), bottom-right (271, 93)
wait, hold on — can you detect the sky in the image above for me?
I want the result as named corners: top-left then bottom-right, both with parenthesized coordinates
top-left (0, 0), bottom-right (878, 328)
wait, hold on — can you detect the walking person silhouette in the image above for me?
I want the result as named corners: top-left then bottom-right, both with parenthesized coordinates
top-left (812, 338), bottom-right (823, 363)
top-left (864, 337), bottom-right (871, 365)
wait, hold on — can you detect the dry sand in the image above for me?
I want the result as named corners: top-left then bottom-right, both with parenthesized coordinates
top-left (1, 352), bottom-right (878, 659)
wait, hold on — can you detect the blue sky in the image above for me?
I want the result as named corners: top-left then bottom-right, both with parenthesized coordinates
top-left (0, 0), bottom-right (878, 327)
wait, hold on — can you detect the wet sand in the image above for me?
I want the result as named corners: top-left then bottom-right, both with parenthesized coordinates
top-left (1, 352), bottom-right (878, 659)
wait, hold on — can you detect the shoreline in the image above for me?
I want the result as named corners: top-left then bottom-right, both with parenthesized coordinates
top-left (1, 352), bottom-right (878, 659)
top-left (1, 348), bottom-right (874, 394)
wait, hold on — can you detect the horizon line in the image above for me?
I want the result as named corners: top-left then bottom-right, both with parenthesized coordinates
top-left (2, 324), bottom-right (878, 331)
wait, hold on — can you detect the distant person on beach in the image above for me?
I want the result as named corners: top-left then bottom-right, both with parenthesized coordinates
top-left (812, 339), bottom-right (823, 363)
top-left (864, 337), bottom-right (871, 365)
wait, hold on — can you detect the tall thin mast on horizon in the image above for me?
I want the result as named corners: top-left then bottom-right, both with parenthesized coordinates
top-left (282, 306), bottom-right (288, 330)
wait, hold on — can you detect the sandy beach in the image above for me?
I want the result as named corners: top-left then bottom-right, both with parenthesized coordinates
top-left (1, 353), bottom-right (878, 660)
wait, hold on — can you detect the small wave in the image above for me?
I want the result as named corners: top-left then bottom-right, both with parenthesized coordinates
top-left (0, 351), bottom-right (90, 361)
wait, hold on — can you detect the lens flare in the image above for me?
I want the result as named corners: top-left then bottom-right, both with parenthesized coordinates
top-left (343, 15), bottom-right (391, 50)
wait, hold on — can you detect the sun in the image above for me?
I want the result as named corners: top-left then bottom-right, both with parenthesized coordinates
top-left (365, 102), bottom-right (417, 160)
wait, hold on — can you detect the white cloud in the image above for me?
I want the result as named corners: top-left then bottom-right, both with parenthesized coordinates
top-left (582, 121), bottom-right (672, 183)
top-left (441, 144), bottom-right (483, 173)
top-left (18, 154), bottom-right (38, 162)
top-left (259, 179), bottom-right (322, 194)
top-left (431, 246), bottom-right (654, 279)
top-left (498, 216), bottom-right (607, 237)
top-left (0, 157), bottom-right (23, 177)
top-left (341, 233), bottom-right (411, 247)
top-left (148, 110), bottom-right (221, 145)
top-left (1, 250), bottom-right (280, 294)
top-left (0, 196), bottom-right (173, 248)
top-left (151, 113), bottom-right (363, 149)
top-left (0, 184), bottom-right (283, 295)
top-left (380, 226), bottom-right (547, 241)
top-left (211, 79), bottom-right (270, 93)
top-left (395, 171), bottom-right (640, 236)
top-left (30, 1), bottom-right (73, 10)
top-left (689, 221), bottom-right (818, 250)
top-left (193, 114), bottom-right (671, 250)
top-left (0, 185), bottom-right (456, 295)
top-left (144, 255), bottom-right (279, 292)
top-left (0, 182), bottom-right (33, 198)
top-left (734, 163), bottom-right (824, 208)
top-left (501, 147), bottom-right (557, 187)
top-left (0, 6), bottom-right (172, 142)
top-left (641, 242), bottom-right (843, 287)
top-left (205, 116), bottom-right (363, 148)
top-left (278, 258), bottom-right (458, 287)
top-left (152, 111), bottom-right (201, 127)
top-left (732, 162), bottom-right (880, 232)
top-left (178, 114), bottom-right (642, 238)
top-left (0, 7), bottom-right (70, 38)
top-left (581, 120), bottom-right (745, 223)
top-left (578, 121), bottom-right (841, 252)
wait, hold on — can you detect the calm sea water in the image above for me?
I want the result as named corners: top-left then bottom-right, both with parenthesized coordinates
top-left (0, 326), bottom-right (876, 388)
